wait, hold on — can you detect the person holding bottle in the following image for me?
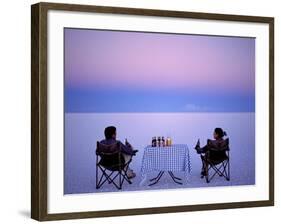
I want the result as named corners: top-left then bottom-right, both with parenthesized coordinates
top-left (194, 127), bottom-right (227, 177)
top-left (100, 126), bottom-right (138, 179)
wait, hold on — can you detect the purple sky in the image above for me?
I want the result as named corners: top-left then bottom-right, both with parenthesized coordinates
top-left (64, 28), bottom-right (255, 112)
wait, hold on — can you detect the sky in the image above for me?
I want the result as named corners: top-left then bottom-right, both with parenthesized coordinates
top-left (64, 28), bottom-right (255, 113)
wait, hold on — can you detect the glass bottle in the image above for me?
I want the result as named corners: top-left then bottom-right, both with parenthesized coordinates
top-left (166, 137), bottom-right (171, 146)
top-left (162, 136), bottom-right (165, 147)
top-left (166, 137), bottom-right (169, 146)
top-left (157, 136), bottom-right (161, 147)
top-left (152, 137), bottom-right (156, 147)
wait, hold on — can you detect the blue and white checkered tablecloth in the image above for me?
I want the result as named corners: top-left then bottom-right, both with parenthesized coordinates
top-left (140, 144), bottom-right (191, 180)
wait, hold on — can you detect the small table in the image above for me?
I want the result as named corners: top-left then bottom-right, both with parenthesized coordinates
top-left (140, 144), bottom-right (191, 186)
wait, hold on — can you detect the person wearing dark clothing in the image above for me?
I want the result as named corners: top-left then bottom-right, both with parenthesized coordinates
top-left (100, 138), bottom-right (136, 156)
top-left (194, 128), bottom-right (227, 177)
top-left (100, 126), bottom-right (138, 178)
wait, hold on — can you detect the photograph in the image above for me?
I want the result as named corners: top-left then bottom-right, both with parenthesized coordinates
top-left (63, 28), bottom-right (255, 194)
top-left (0, 0), bottom-right (278, 222)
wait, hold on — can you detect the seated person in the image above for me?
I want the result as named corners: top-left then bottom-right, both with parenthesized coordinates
top-left (100, 126), bottom-right (138, 179)
top-left (194, 127), bottom-right (228, 177)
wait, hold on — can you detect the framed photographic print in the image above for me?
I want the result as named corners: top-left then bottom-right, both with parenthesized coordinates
top-left (31, 2), bottom-right (274, 221)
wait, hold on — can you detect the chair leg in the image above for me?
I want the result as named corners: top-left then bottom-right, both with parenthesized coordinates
top-left (200, 155), bottom-right (205, 178)
top-left (205, 164), bottom-right (210, 183)
top-left (96, 168), bottom-right (107, 189)
top-left (227, 159), bottom-right (230, 181)
top-left (108, 172), bottom-right (122, 190)
top-left (119, 170), bottom-right (122, 190)
top-left (96, 168), bottom-right (117, 189)
top-left (96, 164), bottom-right (99, 189)
top-left (221, 161), bottom-right (230, 181)
top-left (123, 168), bottom-right (132, 184)
top-left (96, 165), bottom-right (133, 190)
top-left (200, 157), bottom-right (210, 183)
top-left (222, 161), bottom-right (229, 181)
top-left (203, 159), bottom-right (230, 183)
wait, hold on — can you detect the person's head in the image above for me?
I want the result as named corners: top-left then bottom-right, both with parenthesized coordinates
top-left (213, 127), bottom-right (227, 140)
top-left (104, 126), bottom-right (117, 140)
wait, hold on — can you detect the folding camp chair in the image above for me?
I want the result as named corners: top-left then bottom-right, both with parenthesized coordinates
top-left (96, 141), bottom-right (132, 190)
top-left (200, 138), bottom-right (230, 183)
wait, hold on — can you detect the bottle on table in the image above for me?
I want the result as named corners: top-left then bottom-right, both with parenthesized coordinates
top-left (162, 136), bottom-right (165, 147)
top-left (166, 137), bottom-right (172, 146)
top-left (166, 138), bottom-right (169, 146)
top-left (157, 136), bottom-right (161, 147)
top-left (152, 137), bottom-right (156, 147)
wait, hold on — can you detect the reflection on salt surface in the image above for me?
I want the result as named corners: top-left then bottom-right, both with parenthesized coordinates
top-left (64, 113), bottom-right (255, 194)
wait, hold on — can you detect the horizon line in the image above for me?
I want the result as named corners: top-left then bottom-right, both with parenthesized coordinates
top-left (64, 111), bottom-right (255, 114)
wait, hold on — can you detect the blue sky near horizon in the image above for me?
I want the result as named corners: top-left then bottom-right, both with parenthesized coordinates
top-left (64, 28), bottom-right (255, 113)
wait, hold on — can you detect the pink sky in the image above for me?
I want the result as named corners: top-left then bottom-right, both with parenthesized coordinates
top-left (65, 29), bottom-right (255, 94)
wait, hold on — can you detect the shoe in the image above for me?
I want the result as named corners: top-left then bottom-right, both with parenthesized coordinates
top-left (200, 170), bottom-right (207, 178)
top-left (127, 172), bottom-right (136, 179)
top-left (201, 171), bottom-right (206, 176)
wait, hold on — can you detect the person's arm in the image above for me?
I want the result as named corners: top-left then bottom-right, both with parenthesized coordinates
top-left (126, 140), bottom-right (138, 155)
top-left (118, 141), bottom-right (134, 155)
top-left (208, 139), bottom-right (226, 151)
